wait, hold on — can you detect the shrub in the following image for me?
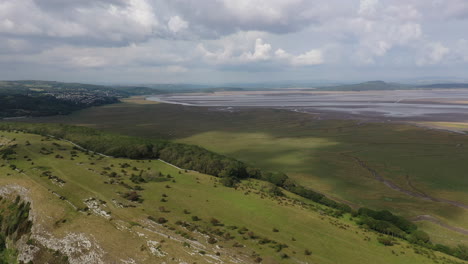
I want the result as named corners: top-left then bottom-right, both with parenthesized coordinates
top-left (407, 230), bottom-right (430, 245)
top-left (210, 218), bottom-right (221, 226)
top-left (378, 237), bottom-right (395, 246)
top-left (157, 217), bottom-right (168, 224)
top-left (207, 237), bottom-right (217, 244)
top-left (220, 177), bottom-right (239, 187)
top-left (121, 191), bottom-right (143, 203)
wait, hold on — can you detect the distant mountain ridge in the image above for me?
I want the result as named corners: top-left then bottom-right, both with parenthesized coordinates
top-left (417, 83), bottom-right (468, 89)
top-left (316, 81), bottom-right (411, 91)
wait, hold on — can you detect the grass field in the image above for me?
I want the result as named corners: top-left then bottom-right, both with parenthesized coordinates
top-left (2, 130), bottom-right (465, 263)
top-left (416, 122), bottom-right (468, 133)
top-left (24, 100), bottom-right (468, 246)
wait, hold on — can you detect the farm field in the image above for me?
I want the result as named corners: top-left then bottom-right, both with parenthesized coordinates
top-left (2, 130), bottom-right (464, 263)
top-left (26, 100), bottom-right (468, 247)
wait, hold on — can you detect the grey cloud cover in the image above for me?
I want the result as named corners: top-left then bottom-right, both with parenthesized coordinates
top-left (1, 0), bottom-right (468, 83)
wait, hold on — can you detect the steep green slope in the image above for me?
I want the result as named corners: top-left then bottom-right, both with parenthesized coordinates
top-left (29, 102), bottom-right (468, 249)
top-left (0, 130), bottom-right (465, 263)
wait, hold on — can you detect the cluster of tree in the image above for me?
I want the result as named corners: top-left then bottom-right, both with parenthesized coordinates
top-left (358, 208), bottom-right (416, 233)
top-left (356, 207), bottom-right (467, 260)
top-left (285, 183), bottom-right (352, 213)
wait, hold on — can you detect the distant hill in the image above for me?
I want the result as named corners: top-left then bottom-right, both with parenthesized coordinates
top-left (317, 81), bottom-right (412, 91)
top-left (417, 83), bottom-right (468, 89)
top-left (0, 80), bottom-right (161, 118)
top-left (110, 85), bottom-right (162, 95)
top-left (0, 80), bottom-right (161, 96)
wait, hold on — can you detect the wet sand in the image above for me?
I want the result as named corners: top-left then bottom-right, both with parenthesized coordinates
top-left (147, 89), bottom-right (468, 125)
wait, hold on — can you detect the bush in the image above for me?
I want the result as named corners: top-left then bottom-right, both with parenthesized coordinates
top-left (407, 230), bottom-right (430, 245)
top-left (377, 237), bottom-right (395, 246)
top-left (157, 217), bottom-right (168, 224)
top-left (207, 237), bottom-right (217, 244)
top-left (121, 191), bottom-right (143, 203)
top-left (210, 218), bottom-right (222, 226)
top-left (220, 177), bottom-right (239, 187)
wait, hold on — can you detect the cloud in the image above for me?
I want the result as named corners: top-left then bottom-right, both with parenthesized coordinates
top-left (165, 0), bottom-right (348, 37)
top-left (0, 0), bottom-right (159, 45)
top-left (168, 16), bottom-right (188, 33)
top-left (291, 50), bottom-right (324, 66)
top-left (241, 38), bottom-right (272, 61)
top-left (417, 42), bottom-right (450, 65)
top-left (1, 0), bottom-right (468, 82)
top-left (358, 0), bottom-right (379, 16)
top-left (198, 36), bottom-right (324, 67)
top-left (455, 39), bottom-right (468, 62)
top-left (435, 0), bottom-right (468, 20)
top-left (348, 2), bottom-right (423, 64)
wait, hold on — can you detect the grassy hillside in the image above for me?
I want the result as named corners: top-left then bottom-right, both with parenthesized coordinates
top-left (27, 101), bottom-right (468, 249)
top-left (0, 130), bottom-right (466, 263)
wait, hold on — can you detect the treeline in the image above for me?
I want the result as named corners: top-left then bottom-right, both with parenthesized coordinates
top-left (356, 207), bottom-right (467, 260)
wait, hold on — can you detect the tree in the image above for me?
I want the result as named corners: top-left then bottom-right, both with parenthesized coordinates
top-left (408, 230), bottom-right (430, 245)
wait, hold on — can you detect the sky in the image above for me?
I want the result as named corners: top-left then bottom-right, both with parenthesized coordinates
top-left (1, 0), bottom-right (468, 84)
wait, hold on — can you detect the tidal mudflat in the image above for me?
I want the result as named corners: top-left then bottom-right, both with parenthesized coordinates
top-left (148, 89), bottom-right (468, 123)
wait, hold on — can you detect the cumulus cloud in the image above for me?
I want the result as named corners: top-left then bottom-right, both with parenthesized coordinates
top-left (241, 38), bottom-right (272, 61)
top-left (348, 2), bottom-right (423, 64)
top-left (291, 50), bottom-right (324, 66)
top-left (0, 0), bottom-right (158, 45)
top-left (165, 0), bottom-right (348, 36)
top-left (198, 36), bottom-right (324, 67)
top-left (0, 0), bottom-right (467, 82)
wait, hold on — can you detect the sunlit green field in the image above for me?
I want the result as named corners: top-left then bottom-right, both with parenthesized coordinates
top-left (26, 101), bottom-right (468, 246)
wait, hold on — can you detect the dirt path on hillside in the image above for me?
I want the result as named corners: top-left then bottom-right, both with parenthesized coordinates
top-left (411, 215), bottom-right (468, 235)
top-left (341, 152), bottom-right (468, 210)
